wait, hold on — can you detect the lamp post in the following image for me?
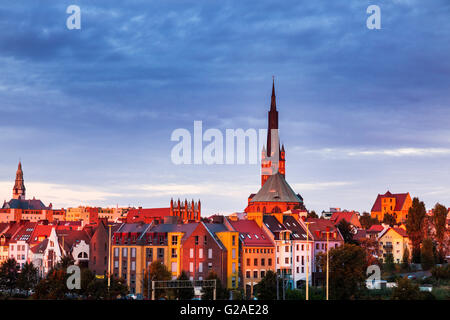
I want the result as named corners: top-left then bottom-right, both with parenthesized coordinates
top-left (326, 228), bottom-right (330, 301)
top-left (108, 224), bottom-right (111, 290)
top-left (305, 221), bottom-right (310, 300)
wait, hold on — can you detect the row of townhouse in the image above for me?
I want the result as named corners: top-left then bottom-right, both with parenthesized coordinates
top-left (111, 216), bottom-right (239, 295)
top-left (0, 220), bottom-right (93, 277)
top-left (111, 212), bottom-right (345, 297)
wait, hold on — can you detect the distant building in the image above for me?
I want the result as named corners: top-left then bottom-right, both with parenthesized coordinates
top-left (378, 226), bottom-right (411, 263)
top-left (330, 211), bottom-right (362, 229)
top-left (321, 208), bottom-right (341, 219)
top-left (371, 191), bottom-right (412, 224)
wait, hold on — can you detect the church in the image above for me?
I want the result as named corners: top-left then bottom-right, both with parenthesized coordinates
top-left (245, 80), bottom-right (306, 214)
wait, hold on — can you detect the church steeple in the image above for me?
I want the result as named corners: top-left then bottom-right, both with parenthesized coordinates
top-left (261, 78), bottom-right (285, 187)
top-left (13, 161), bottom-right (26, 200)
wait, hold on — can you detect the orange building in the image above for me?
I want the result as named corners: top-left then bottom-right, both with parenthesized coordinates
top-left (229, 219), bottom-right (275, 297)
top-left (370, 191), bottom-right (412, 224)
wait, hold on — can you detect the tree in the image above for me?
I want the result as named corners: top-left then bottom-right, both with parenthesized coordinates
top-left (337, 220), bottom-right (356, 244)
top-left (382, 213), bottom-right (397, 227)
top-left (201, 271), bottom-right (227, 300)
top-left (359, 212), bottom-right (379, 230)
top-left (307, 211), bottom-right (318, 219)
top-left (406, 197), bottom-right (427, 263)
top-left (0, 258), bottom-right (19, 295)
top-left (142, 261), bottom-right (172, 299)
top-left (358, 238), bottom-right (380, 267)
top-left (17, 261), bottom-right (39, 294)
top-left (253, 270), bottom-right (279, 300)
top-left (317, 244), bottom-right (367, 299)
top-left (384, 253), bottom-right (395, 274)
top-left (174, 271), bottom-right (194, 300)
top-left (401, 247), bottom-right (410, 271)
top-left (421, 238), bottom-right (435, 271)
top-left (391, 278), bottom-right (420, 300)
top-left (432, 203), bottom-right (448, 263)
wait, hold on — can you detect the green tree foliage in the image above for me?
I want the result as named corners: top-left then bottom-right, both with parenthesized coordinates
top-left (382, 213), bottom-right (397, 227)
top-left (391, 278), bottom-right (421, 300)
top-left (337, 220), bottom-right (356, 244)
top-left (421, 238), bottom-right (435, 271)
top-left (384, 253), bottom-right (395, 274)
top-left (307, 211), bottom-right (318, 218)
top-left (431, 264), bottom-right (450, 280)
top-left (142, 261), bottom-right (172, 299)
top-left (17, 261), bottom-right (39, 294)
top-left (432, 203), bottom-right (448, 263)
top-left (359, 212), bottom-right (379, 230)
top-left (317, 244), bottom-right (367, 299)
top-left (174, 271), bottom-right (194, 300)
top-left (201, 271), bottom-right (227, 300)
top-left (406, 197), bottom-right (427, 263)
top-left (0, 258), bottom-right (19, 295)
top-left (401, 247), bottom-right (410, 271)
top-left (253, 270), bottom-right (280, 300)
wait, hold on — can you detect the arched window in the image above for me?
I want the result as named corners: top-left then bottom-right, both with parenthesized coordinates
top-left (262, 207), bottom-right (266, 214)
top-left (78, 252), bottom-right (88, 259)
top-left (272, 206), bottom-right (281, 213)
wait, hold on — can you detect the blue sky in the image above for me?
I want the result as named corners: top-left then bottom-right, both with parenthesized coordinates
top-left (0, 0), bottom-right (449, 215)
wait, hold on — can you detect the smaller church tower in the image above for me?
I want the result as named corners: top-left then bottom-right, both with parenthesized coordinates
top-left (13, 161), bottom-right (26, 200)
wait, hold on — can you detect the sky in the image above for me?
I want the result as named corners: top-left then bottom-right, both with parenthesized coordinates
top-left (0, 0), bottom-right (449, 215)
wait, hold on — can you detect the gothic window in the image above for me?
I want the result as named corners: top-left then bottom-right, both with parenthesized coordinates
top-left (272, 206), bottom-right (281, 213)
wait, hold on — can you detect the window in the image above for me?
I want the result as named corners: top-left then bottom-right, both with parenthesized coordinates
top-left (208, 262), bottom-right (212, 271)
top-left (131, 248), bottom-right (136, 258)
top-left (189, 262), bottom-right (194, 272)
top-left (246, 258), bottom-right (250, 266)
top-left (204, 236), bottom-right (207, 245)
top-left (171, 248), bottom-right (177, 258)
top-left (195, 236), bottom-right (199, 245)
top-left (190, 248), bottom-right (194, 258)
top-left (157, 248), bottom-right (164, 260)
top-left (268, 258), bottom-right (272, 266)
top-left (260, 270), bottom-right (265, 278)
top-left (285, 258), bottom-right (289, 264)
top-left (114, 248), bottom-right (119, 257)
top-left (232, 248), bottom-right (236, 259)
top-left (253, 270), bottom-right (258, 278)
top-left (199, 248), bottom-right (203, 258)
top-left (261, 258), bottom-right (265, 266)
top-left (199, 262), bottom-right (203, 273)
top-left (146, 248), bottom-right (153, 261)
top-left (232, 263), bottom-right (236, 273)
top-left (208, 248), bottom-right (212, 259)
top-left (171, 236), bottom-right (178, 245)
top-left (254, 258), bottom-right (258, 266)
top-left (246, 270), bottom-right (251, 278)
top-left (232, 236), bottom-right (236, 246)
top-left (122, 248), bottom-right (128, 257)
top-left (114, 261), bottom-right (118, 268)
top-left (131, 261), bottom-right (136, 271)
top-left (285, 246), bottom-right (289, 252)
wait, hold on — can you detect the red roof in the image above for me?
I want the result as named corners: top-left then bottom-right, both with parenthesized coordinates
top-left (305, 218), bottom-right (344, 241)
top-left (29, 224), bottom-right (53, 245)
top-left (330, 211), bottom-right (358, 226)
top-left (367, 225), bottom-right (384, 233)
top-left (392, 227), bottom-right (408, 237)
top-left (371, 191), bottom-right (409, 212)
top-left (126, 208), bottom-right (170, 223)
top-left (230, 220), bottom-right (273, 247)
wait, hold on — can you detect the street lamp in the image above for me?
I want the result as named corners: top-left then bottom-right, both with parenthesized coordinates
top-left (305, 221), bottom-right (310, 300)
top-left (325, 227), bottom-right (330, 301)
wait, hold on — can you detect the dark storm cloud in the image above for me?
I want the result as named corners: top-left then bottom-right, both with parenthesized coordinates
top-left (0, 0), bottom-right (449, 213)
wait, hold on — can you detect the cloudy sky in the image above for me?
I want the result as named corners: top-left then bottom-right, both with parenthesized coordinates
top-left (0, 0), bottom-right (449, 215)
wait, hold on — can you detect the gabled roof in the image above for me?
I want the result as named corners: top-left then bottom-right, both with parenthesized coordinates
top-left (367, 225), bottom-right (385, 233)
top-left (263, 215), bottom-right (287, 232)
top-left (283, 215), bottom-right (308, 241)
top-left (10, 222), bottom-right (37, 243)
top-left (30, 238), bottom-right (48, 254)
top-left (379, 227), bottom-right (408, 239)
top-left (29, 224), bottom-right (53, 245)
top-left (250, 173), bottom-right (302, 203)
top-left (371, 191), bottom-right (409, 212)
top-left (229, 219), bottom-right (273, 247)
top-left (305, 218), bottom-right (343, 241)
top-left (57, 229), bottom-right (91, 252)
top-left (146, 223), bottom-right (198, 241)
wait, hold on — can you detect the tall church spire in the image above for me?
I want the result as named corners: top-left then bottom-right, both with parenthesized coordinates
top-left (271, 76), bottom-right (276, 111)
top-left (266, 77), bottom-right (279, 157)
top-left (13, 161), bottom-right (26, 200)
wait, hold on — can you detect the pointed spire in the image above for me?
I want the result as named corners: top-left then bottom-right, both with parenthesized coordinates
top-left (271, 76), bottom-right (276, 110)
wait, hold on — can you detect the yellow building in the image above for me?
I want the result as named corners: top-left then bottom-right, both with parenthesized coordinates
top-left (378, 227), bottom-right (411, 263)
top-left (371, 191), bottom-right (412, 223)
top-left (215, 229), bottom-right (239, 289)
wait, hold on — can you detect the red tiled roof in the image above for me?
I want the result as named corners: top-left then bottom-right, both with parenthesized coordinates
top-left (392, 227), bottom-right (408, 237)
top-left (330, 211), bottom-right (356, 225)
top-left (367, 225), bottom-right (384, 233)
top-left (305, 218), bottom-right (344, 241)
top-left (126, 208), bottom-right (171, 223)
top-left (29, 225), bottom-right (53, 245)
top-left (371, 191), bottom-right (409, 212)
top-left (230, 220), bottom-right (273, 247)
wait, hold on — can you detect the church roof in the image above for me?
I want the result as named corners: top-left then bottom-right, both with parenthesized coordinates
top-left (371, 191), bottom-right (409, 212)
top-left (2, 198), bottom-right (48, 210)
top-left (250, 173), bottom-right (302, 203)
